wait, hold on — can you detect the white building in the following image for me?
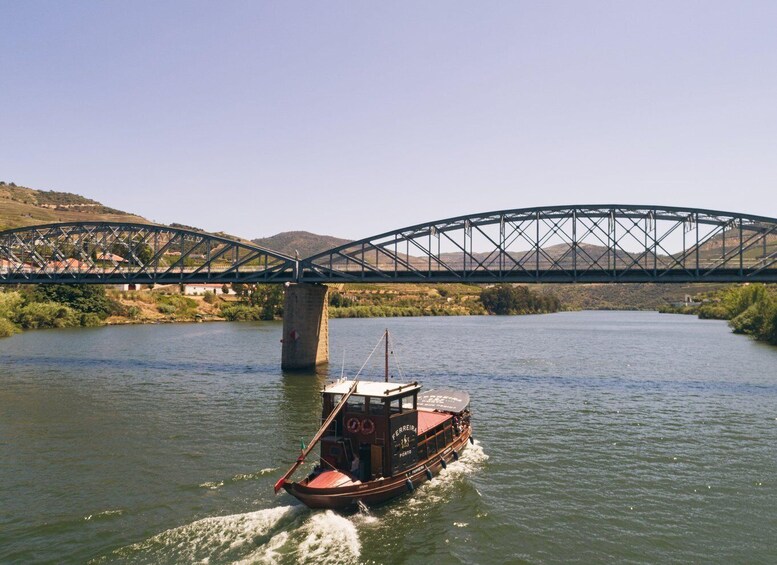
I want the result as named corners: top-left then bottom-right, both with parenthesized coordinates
top-left (183, 283), bottom-right (235, 296)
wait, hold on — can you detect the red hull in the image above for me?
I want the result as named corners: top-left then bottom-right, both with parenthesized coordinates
top-left (283, 427), bottom-right (472, 510)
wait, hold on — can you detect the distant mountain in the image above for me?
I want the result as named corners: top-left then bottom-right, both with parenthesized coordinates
top-left (252, 231), bottom-right (352, 258)
top-left (0, 181), bottom-right (147, 231)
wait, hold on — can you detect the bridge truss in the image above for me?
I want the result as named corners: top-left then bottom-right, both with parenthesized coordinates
top-left (1, 206), bottom-right (776, 286)
top-left (0, 222), bottom-right (297, 284)
top-left (299, 205), bottom-right (777, 283)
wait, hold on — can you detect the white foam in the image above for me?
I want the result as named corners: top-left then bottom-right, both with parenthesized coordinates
top-left (199, 467), bottom-right (280, 490)
top-left (83, 509), bottom-right (124, 521)
top-left (295, 511), bottom-right (361, 565)
top-left (114, 505), bottom-right (302, 563)
top-left (384, 439), bottom-right (488, 520)
top-left (232, 467), bottom-right (278, 482)
top-left (234, 531), bottom-right (289, 565)
top-left (230, 510), bottom-right (363, 564)
top-left (351, 500), bottom-right (380, 527)
top-left (198, 480), bottom-right (224, 490)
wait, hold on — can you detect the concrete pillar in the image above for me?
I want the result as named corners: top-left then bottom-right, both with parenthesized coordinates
top-left (281, 283), bottom-right (329, 370)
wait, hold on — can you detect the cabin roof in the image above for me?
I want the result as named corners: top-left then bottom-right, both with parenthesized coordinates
top-left (418, 389), bottom-right (471, 413)
top-left (322, 379), bottom-right (421, 399)
top-left (418, 410), bottom-right (452, 435)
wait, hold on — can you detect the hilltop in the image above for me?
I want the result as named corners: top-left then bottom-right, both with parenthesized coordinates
top-left (0, 181), bottom-right (147, 230)
top-left (252, 231), bottom-right (351, 258)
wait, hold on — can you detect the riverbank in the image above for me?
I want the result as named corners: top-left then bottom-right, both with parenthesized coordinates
top-left (5, 282), bottom-right (772, 345)
top-left (659, 283), bottom-right (777, 345)
top-left (0, 286), bottom-right (226, 338)
top-left (0, 283), bottom-right (566, 337)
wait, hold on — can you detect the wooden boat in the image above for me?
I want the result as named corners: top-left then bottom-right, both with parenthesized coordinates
top-left (274, 331), bottom-right (473, 510)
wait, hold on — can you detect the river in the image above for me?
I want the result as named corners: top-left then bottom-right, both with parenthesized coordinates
top-left (1, 312), bottom-right (776, 564)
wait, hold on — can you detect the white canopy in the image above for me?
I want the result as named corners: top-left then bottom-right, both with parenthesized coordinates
top-left (322, 379), bottom-right (420, 399)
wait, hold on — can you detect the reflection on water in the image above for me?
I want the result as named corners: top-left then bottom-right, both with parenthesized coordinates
top-left (1, 313), bottom-right (776, 564)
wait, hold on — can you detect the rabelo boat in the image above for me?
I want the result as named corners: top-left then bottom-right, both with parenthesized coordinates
top-left (274, 331), bottom-right (473, 510)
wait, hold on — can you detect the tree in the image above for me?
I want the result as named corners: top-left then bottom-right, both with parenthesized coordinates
top-left (248, 284), bottom-right (284, 319)
top-left (32, 284), bottom-right (119, 318)
top-left (232, 283), bottom-right (248, 299)
top-left (480, 284), bottom-right (561, 315)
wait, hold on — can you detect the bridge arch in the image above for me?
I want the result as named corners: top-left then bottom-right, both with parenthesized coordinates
top-left (2, 206), bottom-right (776, 285)
top-left (0, 221), bottom-right (297, 284)
top-left (299, 205), bottom-right (777, 283)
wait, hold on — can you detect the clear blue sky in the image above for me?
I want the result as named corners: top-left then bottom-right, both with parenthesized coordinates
top-left (1, 1), bottom-right (776, 240)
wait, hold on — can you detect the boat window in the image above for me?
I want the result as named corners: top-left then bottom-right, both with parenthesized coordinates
top-left (345, 396), bottom-right (365, 413)
top-left (331, 394), bottom-right (343, 406)
top-left (390, 398), bottom-right (402, 414)
top-left (401, 395), bottom-right (414, 410)
top-left (368, 397), bottom-right (384, 415)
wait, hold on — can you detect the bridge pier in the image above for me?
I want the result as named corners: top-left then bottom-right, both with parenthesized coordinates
top-left (281, 283), bottom-right (329, 370)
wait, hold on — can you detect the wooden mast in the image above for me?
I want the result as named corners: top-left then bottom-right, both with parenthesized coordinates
top-left (274, 378), bottom-right (360, 493)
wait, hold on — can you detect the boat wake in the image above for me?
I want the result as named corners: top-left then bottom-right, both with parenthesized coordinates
top-left (98, 444), bottom-right (486, 564)
top-left (387, 439), bottom-right (489, 517)
top-left (99, 505), bottom-right (361, 564)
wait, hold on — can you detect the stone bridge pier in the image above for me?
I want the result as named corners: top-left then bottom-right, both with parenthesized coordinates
top-left (281, 283), bottom-right (329, 370)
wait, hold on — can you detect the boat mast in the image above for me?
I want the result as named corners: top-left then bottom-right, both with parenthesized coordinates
top-left (274, 378), bottom-right (360, 493)
top-left (385, 328), bottom-right (389, 383)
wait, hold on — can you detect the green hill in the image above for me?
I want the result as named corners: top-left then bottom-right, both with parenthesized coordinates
top-left (0, 181), bottom-right (147, 231)
top-left (252, 231), bottom-right (351, 258)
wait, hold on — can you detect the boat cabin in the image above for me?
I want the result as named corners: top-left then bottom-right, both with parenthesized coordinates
top-left (318, 380), bottom-right (428, 481)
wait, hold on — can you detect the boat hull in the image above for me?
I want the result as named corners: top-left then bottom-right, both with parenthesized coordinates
top-left (283, 427), bottom-right (472, 510)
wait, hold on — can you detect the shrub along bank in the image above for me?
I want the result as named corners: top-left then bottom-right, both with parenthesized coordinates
top-left (1, 282), bottom-right (563, 337)
top-left (0, 284), bottom-right (124, 336)
top-left (660, 284), bottom-right (777, 345)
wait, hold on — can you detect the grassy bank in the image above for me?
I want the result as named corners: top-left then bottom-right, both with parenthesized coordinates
top-left (0, 283), bottom-right (566, 338)
top-left (0, 285), bottom-right (230, 337)
top-left (660, 284), bottom-right (777, 345)
top-left (6, 282), bottom-right (773, 345)
top-left (328, 283), bottom-right (486, 318)
top-left (327, 283), bottom-right (562, 317)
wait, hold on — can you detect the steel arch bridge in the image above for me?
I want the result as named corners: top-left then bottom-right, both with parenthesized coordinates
top-left (0, 222), bottom-right (297, 284)
top-left (298, 205), bottom-right (777, 284)
top-left (1, 206), bottom-right (776, 285)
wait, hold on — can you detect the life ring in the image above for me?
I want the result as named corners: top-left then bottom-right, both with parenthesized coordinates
top-left (346, 417), bottom-right (360, 433)
top-left (360, 418), bottom-right (375, 435)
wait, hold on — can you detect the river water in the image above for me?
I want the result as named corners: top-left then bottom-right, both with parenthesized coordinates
top-left (1, 312), bottom-right (776, 564)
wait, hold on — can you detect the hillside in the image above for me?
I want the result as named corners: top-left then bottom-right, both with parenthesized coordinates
top-left (252, 231), bottom-right (351, 258)
top-left (0, 181), bottom-right (147, 230)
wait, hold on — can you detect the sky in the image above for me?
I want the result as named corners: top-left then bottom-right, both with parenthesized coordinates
top-left (1, 1), bottom-right (776, 240)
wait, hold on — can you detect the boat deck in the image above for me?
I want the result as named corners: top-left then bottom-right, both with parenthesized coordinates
top-left (307, 470), bottom-right (361, 489)
top-left (417, 410), bottom-right (452, 435)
